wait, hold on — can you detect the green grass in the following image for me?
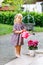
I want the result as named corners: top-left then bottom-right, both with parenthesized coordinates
top-left (0, 24), bottom-right (43, 35)
top-left (0, 24), bottom-right (13, 35)
top-left (34, 26), bottom-right (43, 32)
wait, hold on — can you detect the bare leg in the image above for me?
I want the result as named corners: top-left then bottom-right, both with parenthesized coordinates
top-left (19, 45), bottom-right (21, 55)
top-left (14, 45), bottom-right (21, 57)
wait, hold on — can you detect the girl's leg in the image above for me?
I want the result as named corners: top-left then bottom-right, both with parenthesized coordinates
top-left (19, 45), bottom-right (21, 55)
top-left (14, 45), bottom-right (21, 57)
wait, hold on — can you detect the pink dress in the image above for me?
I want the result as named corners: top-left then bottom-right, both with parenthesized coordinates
top-left (11, 22), bottom-right (26, 46)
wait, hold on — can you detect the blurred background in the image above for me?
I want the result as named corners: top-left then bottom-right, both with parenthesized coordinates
top-left (0, 0), bottom-right (43, 65)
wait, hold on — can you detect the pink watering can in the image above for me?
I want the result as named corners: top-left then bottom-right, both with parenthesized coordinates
top-left (22, 31), bottom-right (31, 39)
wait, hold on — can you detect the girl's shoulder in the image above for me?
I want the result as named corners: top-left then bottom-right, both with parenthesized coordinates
top-left (14, 22), bottom-right (25, 26)
top-left (22, 22), bottom-right (25, 26)
top-left (13, 23), bottom-right (17, 28)
top-left (14, 22), bottom-right (17, 25)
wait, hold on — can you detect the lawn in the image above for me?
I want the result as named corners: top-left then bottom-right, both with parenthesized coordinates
top-left (34, 27), bottom-right (43, 32)
top-left (0, 24), bottom-right (43, 35)
top-left (0, 24), bottom-right (13, 35)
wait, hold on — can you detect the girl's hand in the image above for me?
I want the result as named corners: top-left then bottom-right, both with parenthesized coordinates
top-left (13, 30), bottom-right (23, 34)
top-left (20, 30), bottom-right (23, 33)
top-left (22, 29), bottom-right (26, 32)
top-left (13, 29), bottom-right (26, 34)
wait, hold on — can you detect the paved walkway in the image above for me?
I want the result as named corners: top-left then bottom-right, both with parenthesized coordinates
top-left (5, 54), bottom-right (43, 65)
top-left (0, 32), bottom-right (43, 65)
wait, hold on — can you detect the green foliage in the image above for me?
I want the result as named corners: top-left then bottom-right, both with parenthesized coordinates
top-left (2, 0), bottom-right (23, 5)
top-left (22, 15), bottom-right (34, 23)
top-left (23, 0), bottom-right (37, 4)
top-left (0, 11), bottom-right (43, 27)
top-left (28, 46), bottom-right (38, 50)
top-left (26, 0), bottom-right (36, 4)
top-left (29, 12), bottom-right (43, 27)
top-left (2, 0), bottom-right (24, 12)
top-left (22, 12), bottom-right (35, 25)
top-left (22, 12), bottom-right (43, 27)
top-left (0, 11), bottom-right (17, 25)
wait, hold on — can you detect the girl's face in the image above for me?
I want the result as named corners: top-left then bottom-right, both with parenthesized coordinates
top-left (16, 16), bottom-right (22, 23)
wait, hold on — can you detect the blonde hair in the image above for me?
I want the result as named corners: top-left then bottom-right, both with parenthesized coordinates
top-left (14, 13), bottom-right (23, 24)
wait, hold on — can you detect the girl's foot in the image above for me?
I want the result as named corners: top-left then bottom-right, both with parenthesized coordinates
top-left (16, 54), bottom-right (20, 58)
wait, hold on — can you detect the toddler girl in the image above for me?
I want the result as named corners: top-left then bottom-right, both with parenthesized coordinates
top-left (11, 13), bottom-right (26, 58)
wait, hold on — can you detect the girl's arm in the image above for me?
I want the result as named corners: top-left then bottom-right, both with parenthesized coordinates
top-left (22, 29), bottom-right (26, 32)
top-left (13, 30), bottom-right (23, 34)
top-left (13, 24), bottom-right (23, 34)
